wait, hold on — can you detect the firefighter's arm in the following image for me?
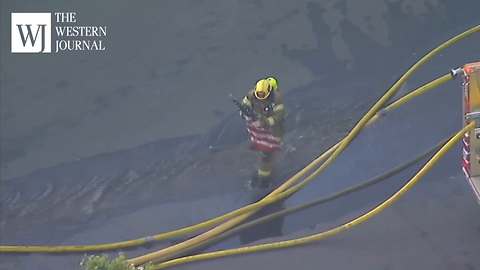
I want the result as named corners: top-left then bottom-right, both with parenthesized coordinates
top-left (239, 91), bottom-right (254, 120)
top-left (261, 93), bottom-right (285, 127)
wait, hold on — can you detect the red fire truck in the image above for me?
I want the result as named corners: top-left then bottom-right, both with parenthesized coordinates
top-left (461, 61), bottom-right (480, 204)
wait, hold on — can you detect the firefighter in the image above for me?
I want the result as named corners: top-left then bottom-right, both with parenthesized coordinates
top-left (239, 77), bottom-right (285, 188)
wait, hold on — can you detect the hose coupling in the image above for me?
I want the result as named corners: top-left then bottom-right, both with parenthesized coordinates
top-left (450, 67), bottom-right (463, 78)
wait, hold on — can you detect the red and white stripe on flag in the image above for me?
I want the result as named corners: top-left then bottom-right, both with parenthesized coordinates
top-left (246, 123), bottom-right (282, 152)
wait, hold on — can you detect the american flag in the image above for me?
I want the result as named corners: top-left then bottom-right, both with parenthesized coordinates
top-left (246, 123), bottom-right (282, 152)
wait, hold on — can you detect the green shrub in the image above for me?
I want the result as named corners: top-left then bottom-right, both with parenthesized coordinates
top-left (80, 253), bottom-right (154, 270)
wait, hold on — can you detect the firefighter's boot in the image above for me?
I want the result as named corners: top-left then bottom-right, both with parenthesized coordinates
top-left (257, 174), bottom-right (272, 189)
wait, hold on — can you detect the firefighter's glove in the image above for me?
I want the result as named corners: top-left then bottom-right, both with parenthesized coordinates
top-left (251, 120), bottom-right (263, 128)
top-left (240, 111), bottom-right (251, 121)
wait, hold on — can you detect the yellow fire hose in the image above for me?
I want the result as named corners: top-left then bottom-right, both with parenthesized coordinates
top-left (146, 134), bottom-right (452, 264)
top-left (0, 24), bottom-right (476, 255)
top-left (128, 25), bottom-right (480, 266)
top-left (153, 122), bottom-right (474, 269)
top-left (0, 74), bottom-right (450, 254)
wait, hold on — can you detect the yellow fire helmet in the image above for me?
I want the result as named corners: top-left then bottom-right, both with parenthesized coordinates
top-left (254, 77), bottom-right (278, 100)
